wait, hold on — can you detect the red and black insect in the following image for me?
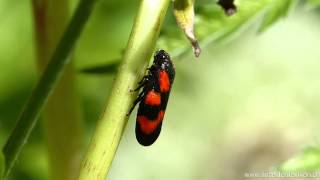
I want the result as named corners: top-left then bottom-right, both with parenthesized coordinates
top-left (128, 50), bottom-right (175, 146)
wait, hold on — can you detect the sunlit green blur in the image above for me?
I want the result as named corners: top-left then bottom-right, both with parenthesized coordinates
top-left (0, 0), bottom-right (320, 179)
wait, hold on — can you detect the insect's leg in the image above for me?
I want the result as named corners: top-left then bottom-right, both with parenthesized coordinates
top-left (127, 91), bottom-right (144, 116)
top-left (131, 81), bottom-right (146, 92)
top-left (137, 74), bottom-right (150, 85)
top-left (131, 75), bottom-right (150, 92)
top-left (137, 68), bottom-right (152, 84)
top-left (137, 76), bottom-right (145, 85)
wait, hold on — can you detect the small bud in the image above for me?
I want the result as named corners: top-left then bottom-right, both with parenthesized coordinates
top-left (217, 0), bottom-right (237, 16)
top-left (173, 0), bottom-right (201, 58)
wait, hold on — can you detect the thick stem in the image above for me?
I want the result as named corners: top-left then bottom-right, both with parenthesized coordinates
top-left (2, 0), bottom-right (98, 178)
top-left (78, 0), bottom-right (170, 179)
top-left (32, 0), bottom-right (83, 180)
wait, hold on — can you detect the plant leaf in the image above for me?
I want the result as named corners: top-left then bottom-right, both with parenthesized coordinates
top-left (158, 0), bottom-right (273, 58)
top-left (82, 0), bottom-right (314, 74)
top-left (2, 0), bottom-right (100, 177)
top-left (307, 0), bottom-right (320, 8)
top-left (278, 147), bottom-right (320, 172)
top-left (258, 0), bottom-right (298, 32)
top-left (0, 151), bottom-right (4, 179)
top-left (80, 61), bottom-right (120, 75)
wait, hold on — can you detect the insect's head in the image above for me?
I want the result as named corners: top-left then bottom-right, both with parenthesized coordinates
top-left (153, 49), bottom-right (171, 69)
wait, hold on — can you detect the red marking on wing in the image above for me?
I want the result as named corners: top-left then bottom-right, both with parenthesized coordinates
top-left (137, 111), bottom-right (165, 134)
top-left (144, 90), bottom-right (161, 106)
top-left (159, 71), bottom-right (170, 92)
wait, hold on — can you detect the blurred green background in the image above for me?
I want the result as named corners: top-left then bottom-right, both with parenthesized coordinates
top-left (1, 0), bottom-right (320, 179)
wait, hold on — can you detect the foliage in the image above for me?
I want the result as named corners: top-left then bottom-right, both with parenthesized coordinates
top-left (0, 152), bottom-right (4, 179)
top-left (308, 0), bottom-right (320, 8)
top-left (2, 0), bottom-right (99, 178)
top-left (83, 0), bottom-right (310, 74)
top-left (278, 147), bottom-right (320, 172)
top-left (158, 0), bottom-right (300, 57)
top-left (0, 0), bottom-right (320, 179)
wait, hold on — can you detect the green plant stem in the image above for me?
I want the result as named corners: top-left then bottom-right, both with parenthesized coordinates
top-left (32, 0), bottom-right (83, 180)
top-left (78, 0), bottom-right (170, 179)
top-left (2, 0), bottom-right (98, 178)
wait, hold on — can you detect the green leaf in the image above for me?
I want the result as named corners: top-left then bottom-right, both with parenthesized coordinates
top-left (157, 0), bottom-right (274, 58)
top-left (258, 0), bottom-right (298, 32)
top-left (278, 147), bottom-right (320, 172)
top-left (80, 61), bottom-right (120, 75)
top-left (307, 0), bottom-right (320, 8)
top-left (81, 0), bottom-right (313, 75)
top-left (0, 151), bottom-right (4, 179)
top-left (158, 0), bottom-right (302, 58)
top-left (2, 0), bottom-right (100, 177)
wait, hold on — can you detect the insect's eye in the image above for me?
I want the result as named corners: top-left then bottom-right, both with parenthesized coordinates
top-left (155, 50), bottom-right (169, 60)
